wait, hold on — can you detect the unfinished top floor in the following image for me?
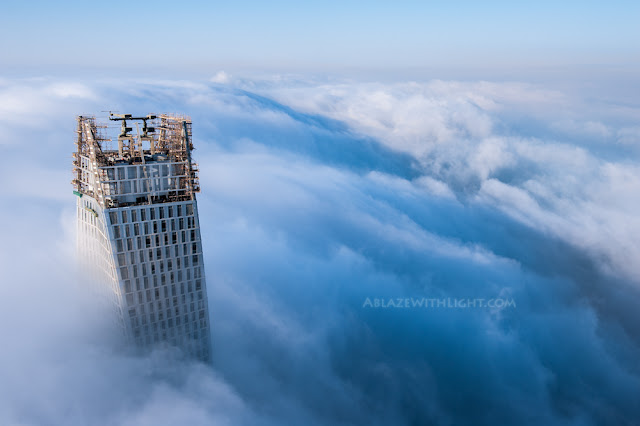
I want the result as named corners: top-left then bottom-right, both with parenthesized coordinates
top-left (72, 114), bottom-right (201, 208)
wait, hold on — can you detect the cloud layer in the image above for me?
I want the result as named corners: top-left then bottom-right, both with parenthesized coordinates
top-left (1, 74), bottom-right (639, 425)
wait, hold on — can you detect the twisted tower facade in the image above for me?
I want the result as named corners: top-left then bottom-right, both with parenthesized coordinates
top-left (73, 113), bottom-right (211, 362)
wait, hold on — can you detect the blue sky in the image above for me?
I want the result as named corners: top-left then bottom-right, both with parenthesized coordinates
top-left (2, 0), bottom-right (638, 73)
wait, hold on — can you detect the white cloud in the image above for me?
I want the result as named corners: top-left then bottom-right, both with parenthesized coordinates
top-left (251, 77), bottom-right (640, 284)
top-left (412, 175), bottom-right (457, 199)
top-left (1, 74), bottom-right (640, 425)
top-left (617, 126), bottom-right (640, 146)
top-left (210, 71), bottom-right (232, 84)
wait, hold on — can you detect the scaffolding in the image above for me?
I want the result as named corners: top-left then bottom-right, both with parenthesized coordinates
top-left (72, 114), bottom-right (200, 208)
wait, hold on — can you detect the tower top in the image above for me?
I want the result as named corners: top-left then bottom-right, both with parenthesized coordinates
top-left (72, 114), bottom-right (200, 208)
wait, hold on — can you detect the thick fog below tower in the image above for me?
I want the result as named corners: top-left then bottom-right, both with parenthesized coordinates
top-left (0, 75), bottom-right (639, 425)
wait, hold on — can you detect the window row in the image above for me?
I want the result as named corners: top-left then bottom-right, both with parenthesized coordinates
top-left (128, 304), bottom-right (207, 330)
top-left (104, 163), bottom-right (187, 181)
top-left (115, 230), bottom-right (198, 255)
top-left (109, 203), bottom-right (194, 225)
top-left (112, 218), bottom-right (197, 239)
top-left (114, 231), bottom-right (199, 253)
top-left (117, 244), bottom-right (201, 265)
top-left (126, 293), bottom-right (205, 322)
top-left (118, 253), bottom-right (201, 280)
top-left (105, 178), bottom-right (186, 195)
top-left (124, 277), bottom-right (203, 297)
top-left (129, 309), bottom-right (207, 333)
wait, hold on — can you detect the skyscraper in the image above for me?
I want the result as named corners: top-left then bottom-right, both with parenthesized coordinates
top-left (72, 113), bottom-right (211, 362)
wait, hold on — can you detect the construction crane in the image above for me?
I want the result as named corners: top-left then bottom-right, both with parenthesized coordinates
top-left (109, 113), bottom-right (157, 139)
